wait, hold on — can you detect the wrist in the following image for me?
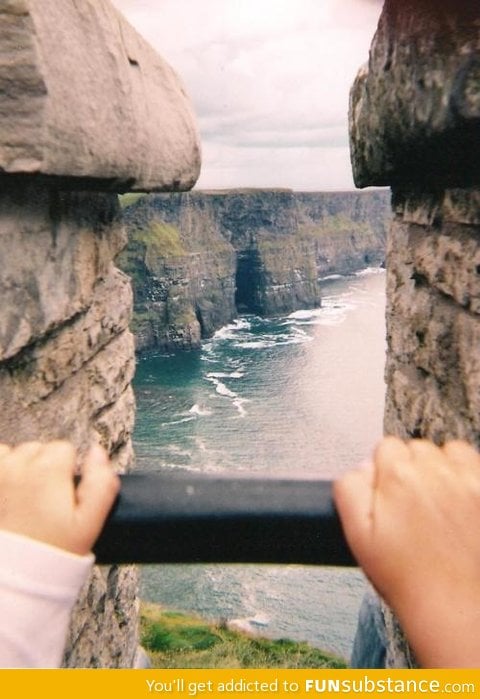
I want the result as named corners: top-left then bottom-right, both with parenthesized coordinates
top-left (0, 529), bottom-right (94, 598)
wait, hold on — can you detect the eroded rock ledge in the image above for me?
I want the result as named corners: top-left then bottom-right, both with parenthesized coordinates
top-left (0, 0), bottom-right (200, 190)
top-left (350, 0), bottom-right (480, 189)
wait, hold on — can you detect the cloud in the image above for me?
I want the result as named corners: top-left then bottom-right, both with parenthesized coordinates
top-left (111, 0), bottom-right (383, 190)
top-left (200, 142), bottom-right (356, 191)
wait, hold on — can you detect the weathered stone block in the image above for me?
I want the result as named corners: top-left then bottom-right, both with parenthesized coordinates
top-left (0, 0), bottom-right (200, 191)
top-left (384, 212), bottom-right (480, 445)
top-left (0, 184), bottom-right (126, 360)
top-left (349, 0), bottom-right (480, 188)
top-left (0, 323), bottom-right (135, 444)
top-left (94, 386), bottom-right (136, 455)
top-left (64, 564), bottom-right (139, 668)
top-left (2, 268), bottom-right (132, 402)
top-left (387, 208), bottom-right (480, 315)
top-left (381, 194), bottom-right (480, 665)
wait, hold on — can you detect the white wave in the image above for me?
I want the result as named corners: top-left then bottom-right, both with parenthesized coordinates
top-left (216, 381), bottom-right (237, 398)
top-left (205, 375), bottom-right (249, 416)
top-left (213, 318), bottom-right (252, 340)
top-left (285, 299), bottom-right (357, 328)
top-left (200, 356), bottom-right (218, 365)
top-left (293, 326), bottom-right (308, 336)
top-left (161, 415), bottom-right (196, 427)
top-left (355, 266), bottom-right (385, 277)
top-left (234, 340), bottom-right (273, 350)
top-left (206, 374), bottom-right (238, 398)
top-left (278, 335), bottom-right (313, 345)
top-left (189, 403), bottom-right (212, 417)
top-left (232, 397), bottom-right (248, 417)
top-left (233, 330), bottom-right (313, 349)
top-left (206, 370), bottom-right (245, 380)
top-left (288, 309), bottom-right (319, 320)
top-left (164, 444), bottom-right (193, 458)
top-left (319, 273), bottom-right (343, 281)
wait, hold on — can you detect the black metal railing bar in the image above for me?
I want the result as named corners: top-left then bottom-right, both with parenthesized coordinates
top-left (94, 472), bottom-right (356, 567)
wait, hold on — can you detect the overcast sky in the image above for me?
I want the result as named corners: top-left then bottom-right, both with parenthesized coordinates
top-left (111, 0), bottom-right (383, 191)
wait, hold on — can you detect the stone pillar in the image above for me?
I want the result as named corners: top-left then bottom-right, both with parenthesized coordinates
top-left (349, 0), bottom-right (480, 667)
top-left (0, 0), bottom-right (200, 667)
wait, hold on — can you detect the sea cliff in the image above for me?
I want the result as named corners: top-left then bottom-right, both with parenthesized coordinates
top-left (118, 189), bottom-right (391, 352)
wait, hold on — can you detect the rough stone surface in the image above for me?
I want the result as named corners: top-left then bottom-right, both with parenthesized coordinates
top-left (0, 0), bottom-right (200, 191)
top-left (384, 191), bottom-right (480, 448)
top-left (0, 181), bottom-right (138, 667)
top-left (63, 565), bottom-right (139, 668)
top-left (0, 184), bottom-right (127, 361)
top-left (356, 187), bottom-right (480, 667)
top-left (349, 0), bottom-right (480, 188)
top-left (349, 0), bottom-right (480, 669)
top-left (0, 0), bottom-right (204, 668)
top-left (118, 189), bottom-right (390, 352)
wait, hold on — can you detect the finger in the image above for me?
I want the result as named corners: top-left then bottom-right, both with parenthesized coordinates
top-left (442, 441), bottom-right (480, 488)
top-left (0, 444), bottom-right (12, 461)
top-left (442, 440), bottom-right (480, 470)
top-left (373, 436), bottom-right (412, 490)
top-left (33, 441), bottom-right (77, 477)
top-left (74, 445), bottom-right (120, 551)
top-left (408, 439), bottom-right (450, 472)
top-left (6, 442), bottom-right (43, 466)
top-left (334, 465), bottom-right (375, 567)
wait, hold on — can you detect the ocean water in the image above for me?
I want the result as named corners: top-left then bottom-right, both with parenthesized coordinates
top-left (135, 269), bottom-right (387, 661)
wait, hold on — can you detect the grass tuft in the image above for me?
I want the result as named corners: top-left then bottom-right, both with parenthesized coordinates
top-left (140, 602), bottom-right (347, 669)
top-left (118, 193), bottom-right (147, 209)
top-left (125, 221), bottom-right (186, 259)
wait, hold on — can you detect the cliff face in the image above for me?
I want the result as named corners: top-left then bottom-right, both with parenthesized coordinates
top-left (118, 194), bottom-right (237, 352)
top-left (118, 189), bottom-right (390, 352)
top-left (296, 190), bottom-right (390, 276)
top-left (195, 190), bottom-right (320, 317)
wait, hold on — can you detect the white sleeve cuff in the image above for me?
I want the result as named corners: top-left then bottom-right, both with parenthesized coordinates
top-left (0, 529), bottom-right (94, 667)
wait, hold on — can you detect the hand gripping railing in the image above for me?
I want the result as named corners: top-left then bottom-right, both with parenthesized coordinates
top-left (94, 472), bottom-right (356, 566)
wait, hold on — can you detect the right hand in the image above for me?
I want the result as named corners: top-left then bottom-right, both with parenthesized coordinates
top-left (334, 437), bottom-right (480, 668)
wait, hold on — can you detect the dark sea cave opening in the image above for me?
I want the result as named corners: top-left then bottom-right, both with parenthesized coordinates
top-left (234, 249), bottom-right (259, 314)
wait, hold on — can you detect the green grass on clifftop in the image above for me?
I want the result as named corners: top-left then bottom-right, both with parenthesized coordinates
top-left (299, 214), bottom-right (371, 239)
top-left (138, 221), bottom-right (186, 258)
top-left (118, 193), bottom-right (147, 209)
top-left (140, 602), bottom-right (346, 669)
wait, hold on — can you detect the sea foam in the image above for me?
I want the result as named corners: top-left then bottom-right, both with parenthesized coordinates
top-left (189, 403), bottom-right (213, 417)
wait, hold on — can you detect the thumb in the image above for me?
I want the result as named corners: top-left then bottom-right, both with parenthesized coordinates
top-left (333, 463), bottom-right (375, 569)
top-left (74, 445), bottom-right (121, 553)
